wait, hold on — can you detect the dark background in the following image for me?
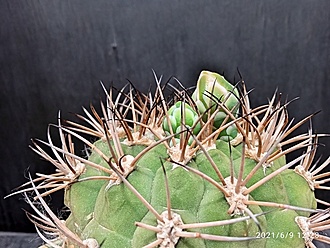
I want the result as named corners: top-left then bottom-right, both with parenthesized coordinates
top-left (1, 0), bottom-right (329, 233)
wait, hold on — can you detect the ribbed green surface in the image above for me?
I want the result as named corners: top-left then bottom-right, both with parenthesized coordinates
top-left (64, 139), bottom-right (315, 247)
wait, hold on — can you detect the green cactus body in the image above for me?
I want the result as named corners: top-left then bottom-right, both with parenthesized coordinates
top-left (63, 137), bottom-right (315, 247)
top-left (15, 70), bottom-right (330, 248)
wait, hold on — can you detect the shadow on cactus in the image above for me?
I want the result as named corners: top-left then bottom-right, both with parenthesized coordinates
top-left (7, 70), bottom-right (330, 247)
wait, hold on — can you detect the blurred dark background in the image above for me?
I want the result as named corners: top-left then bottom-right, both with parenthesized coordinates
top-left (1, 0), bottom-right (329, 234)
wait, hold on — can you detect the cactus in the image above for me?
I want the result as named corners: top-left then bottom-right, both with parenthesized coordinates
top-left (8, 70), bottom-right (330, 247)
